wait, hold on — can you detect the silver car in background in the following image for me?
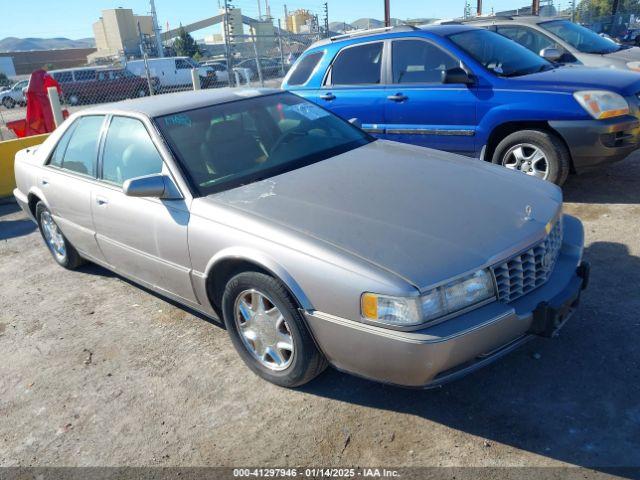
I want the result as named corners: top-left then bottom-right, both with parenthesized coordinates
top-left (13, 89), bottom-right (589, 388)
top-left (464, 16), bottom-right (640, 71)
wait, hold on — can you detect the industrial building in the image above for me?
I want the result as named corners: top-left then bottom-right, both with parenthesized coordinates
top-left (89, 8), bottom-right (155, 63)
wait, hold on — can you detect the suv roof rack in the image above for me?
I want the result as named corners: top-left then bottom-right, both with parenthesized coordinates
top-left (328, 25), bottom-right (420, 42)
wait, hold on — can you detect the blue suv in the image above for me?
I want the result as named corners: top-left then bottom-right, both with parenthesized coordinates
top-left (282, 25), bottom-right (640, 185)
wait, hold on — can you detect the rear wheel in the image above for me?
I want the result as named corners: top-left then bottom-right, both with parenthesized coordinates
top-left (2, 97), bottom-right (15, 109)
top-left (36, 202), bottom-right (83, 269)
top-left (491, 129), bottom-right (570, 186)
top-left (221, 271), bottom-right (327, 387)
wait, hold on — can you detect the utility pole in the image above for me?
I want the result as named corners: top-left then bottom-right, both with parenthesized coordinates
top-left (284, 4), bottom-right (288, 30)
top-left (384, 0), bottom-right (391, 27)
top-left (477, 0), bottom-right (482, 16)
top-left (149, 0), bottom-right (164, 58)
top-left (257, 0), bottom-right (262, 20)
top-left (532, 0), bottom-right (540, 15)
top-left (323, 2), bottom-right (329, 37)
top-left (223, 0), bottom-right (233, 86)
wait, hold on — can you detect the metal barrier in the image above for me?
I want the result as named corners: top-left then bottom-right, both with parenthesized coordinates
top-left (0, 133), bottom-right (49, 198)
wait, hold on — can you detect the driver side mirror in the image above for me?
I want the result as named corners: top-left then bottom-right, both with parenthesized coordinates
top-left (442, 67), bottom-right (474, 85)
top-left (123, 174), bottom-right (181, 199)
top-left (540, 47), bottom-right (562, 62)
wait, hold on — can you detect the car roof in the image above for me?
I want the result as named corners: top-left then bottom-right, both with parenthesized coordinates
top-left (309, 24), bottom-right (480, 49)
top-left (457, 15), bottom-right (566, 25)
top-left (79, 87), bottom-right (280, 118)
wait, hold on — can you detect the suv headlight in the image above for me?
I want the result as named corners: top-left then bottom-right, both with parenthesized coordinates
top-left (361, 269), bottom-right (495, 327)
top-left (573, 90), bottom-right (629, 119)
top-left (626, 61), bottom-right (640, 71)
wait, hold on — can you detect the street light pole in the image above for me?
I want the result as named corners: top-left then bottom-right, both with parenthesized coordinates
top-left (477, 0), bottom-right (482, 16)
top-left (532, 0), bottom-right (540, 16)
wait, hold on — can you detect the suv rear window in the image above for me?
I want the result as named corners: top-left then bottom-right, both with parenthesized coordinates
top-left (288, 51), bottom-right (323, 86)
top-left (331, 42), bottom-right (383, 85)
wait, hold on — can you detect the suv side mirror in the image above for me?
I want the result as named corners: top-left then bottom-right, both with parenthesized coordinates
top-left (540, 47), bottom-right (562, 62)
top-left (123, 174), bottom-right (180, 199)
top-left (442, 67), bottom-right (473, 85)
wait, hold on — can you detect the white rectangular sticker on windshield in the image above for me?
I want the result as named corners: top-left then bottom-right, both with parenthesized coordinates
top-left (288, 103), bottom-right (331, 121)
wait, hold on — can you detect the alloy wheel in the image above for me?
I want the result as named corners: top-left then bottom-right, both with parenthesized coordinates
top-left (501, 143), bottom-right (549, 180)
top-left (234, 289), bottom-right (294, 371)
top-left (40, 211), bottom-right (66, 261)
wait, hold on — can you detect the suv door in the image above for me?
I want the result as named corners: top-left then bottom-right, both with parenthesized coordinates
top-left (91, 115), bottom-right (196, 302)
top-left (493, 24), bottom-right (578, 64)
top-left (315, 41), bottom-right (387, 133)
top-left (41, 115), bottom-right (106, 260)
top-left (384, 38), bottom-right (477, 155)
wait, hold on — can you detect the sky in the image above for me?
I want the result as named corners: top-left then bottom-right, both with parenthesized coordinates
top-left (2, 0), bottom-right (538, 39)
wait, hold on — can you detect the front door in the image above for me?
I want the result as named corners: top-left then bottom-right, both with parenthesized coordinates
top-left (91, 115), bottom-right (197, 303)
top-left (314, 41), bottom-right (387, 134)
top-left (383, 38), bottom-right (477, 155)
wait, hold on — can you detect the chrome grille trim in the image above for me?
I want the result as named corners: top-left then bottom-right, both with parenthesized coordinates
top-left (492, 220), bottom-right (563, 303)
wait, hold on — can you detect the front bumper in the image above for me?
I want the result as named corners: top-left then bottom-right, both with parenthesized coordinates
top-left (304, 215), bottom-right (587, 388)
top-left (549, 115), bottom-right (640, 173)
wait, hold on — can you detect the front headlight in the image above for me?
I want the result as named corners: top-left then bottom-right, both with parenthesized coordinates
top-left (573, 90), bottom-right (629, 119)
top-left (361, 269), bottom-right (495, 327)
top-left (626, 61), bottom-right (640, 72)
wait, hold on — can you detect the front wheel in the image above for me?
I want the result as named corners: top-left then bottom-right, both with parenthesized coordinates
top-left (222, 271), bottom-right (327, 387)
top-left (36, 202), bottom-right (83, 269)
top-left (491, 129), bottom-right (571, 186)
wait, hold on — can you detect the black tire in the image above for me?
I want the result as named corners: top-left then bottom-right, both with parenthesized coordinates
top-left (491, 129), bottom-right (571, 186)
top-left (222, 271), bottom-right (328, 387)
top-left (2, 97), bottom-right (15, 109)
top-left (35, 202), bottom-right (84, 270)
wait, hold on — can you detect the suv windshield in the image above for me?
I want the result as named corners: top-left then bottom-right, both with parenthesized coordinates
top-left (540, 20), bottom-right (621, 54)
top-left (155, 92), bottom-right (372, 196)
top-left (449, 29), bottom-right (554, 77)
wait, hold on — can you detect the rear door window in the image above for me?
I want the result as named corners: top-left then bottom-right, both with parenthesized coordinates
top-left (58, 115), bottom-right (105, 177)
top-left (287, 51), bottom-right (323, 86)
top-left (330, 42), bottom-right (383, 85)
top-left (74, 70), bottom-right (97, 82)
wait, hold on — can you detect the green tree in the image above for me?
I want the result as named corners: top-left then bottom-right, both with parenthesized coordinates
top-left (576, 0), bottom-right (640, 19)
top-left (173, 26), bottom-right (201, 58)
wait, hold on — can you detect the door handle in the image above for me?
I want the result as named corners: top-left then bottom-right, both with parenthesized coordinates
top-left (320, 93), bottom-right (336, 101)
top-left (95, 196), bottom-right (108, 206)
top-left (387, 93), bottom-right (408, 102)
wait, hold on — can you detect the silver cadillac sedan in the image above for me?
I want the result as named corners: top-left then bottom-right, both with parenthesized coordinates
top-left (13, 88), bottom-right (590, 388)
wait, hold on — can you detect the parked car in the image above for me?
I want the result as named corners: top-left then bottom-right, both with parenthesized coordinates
top-left (50, 67), bottom-right (154, 105)
top-left (200, 61), bottom-right (230, 84)
top-left (126, 57), bottom-right (215, 90)
top-left (283, 25), bottom-right (640, 185)
top-left (620, 27), bottom-right (640, 45)
top-left (0, 79), bottom-right (28, 108)
top-left (236, 57), bottom-right (285, 80)
top-left (13, 88), bottom-right (589, 388)
top-left (464, 16), bottom-right (640, 70)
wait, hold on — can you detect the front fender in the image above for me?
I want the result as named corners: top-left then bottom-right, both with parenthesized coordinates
top-left (204, 246), bottom-right (314, 311)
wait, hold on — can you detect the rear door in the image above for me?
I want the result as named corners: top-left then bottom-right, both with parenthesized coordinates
top-left (90, 115), bottom-right (196, 302)
top-left (40, 115), bottom-right (106, 260)
top-left (384, 38), bottom-right (477, 155)
top-left (313, 41), bottom-right (388, 133)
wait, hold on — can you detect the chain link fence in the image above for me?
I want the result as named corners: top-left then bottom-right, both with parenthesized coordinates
top-left (0, 28), bottom-right (320, 140)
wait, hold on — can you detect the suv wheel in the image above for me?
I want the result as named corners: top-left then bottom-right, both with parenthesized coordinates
top-left (36, 202), bottom-right (83, 269)
top-left (221, 271), bottom-right (327, 387)
top-left (2, 97), bottom-right (15, 109)
top-left (491, 129), bottom-right (570, 186)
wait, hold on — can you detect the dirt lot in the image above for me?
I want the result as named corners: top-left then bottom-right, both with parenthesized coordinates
top-left (0, 152), bottom-right (639, 473)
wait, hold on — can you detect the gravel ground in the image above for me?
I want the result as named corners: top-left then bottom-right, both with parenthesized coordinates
top-left (0, 153), bottom-right (639, 473)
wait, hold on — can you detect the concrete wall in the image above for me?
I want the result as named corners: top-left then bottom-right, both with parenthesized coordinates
top-left (0, 134), bottom-right (49, 198)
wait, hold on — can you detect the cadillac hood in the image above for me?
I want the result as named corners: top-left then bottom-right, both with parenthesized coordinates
top-left (209, 140), bottom-right (563, 291)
